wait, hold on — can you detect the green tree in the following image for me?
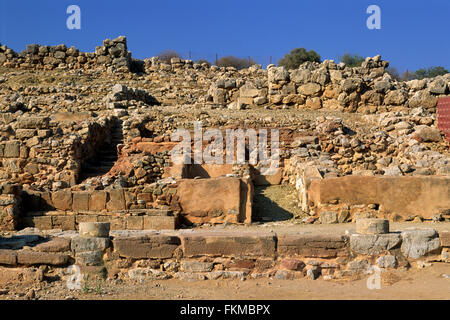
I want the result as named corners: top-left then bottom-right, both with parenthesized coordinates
top-left (427, 66), bottom-right (449, 78)
top-left (278, 47), bottom-right (321, 69)
top-left (215, 56), bottom-right (257, 69)
top-left (338, 53), bottom-right (365, 68)
top-left (410, 66), bottom-right (449, 79)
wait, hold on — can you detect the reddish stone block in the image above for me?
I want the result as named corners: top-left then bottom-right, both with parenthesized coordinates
top-left (89, 191), bottom-right (107, 211)
top-left (51, 190), bottom-right (72, 211)
top-left (113, 235), bottom-right (180, 259)
top-left (181, 231), bottom-right (276, 258)
top-left (281, 258), bottom-right (305, 271)
top-left (106, 189), bottom-right (125, 211)
top-left (72, 192), bottom-right (90, 211)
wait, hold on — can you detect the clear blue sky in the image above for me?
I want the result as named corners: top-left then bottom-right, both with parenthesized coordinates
top-left (1, 0), bottom-right (449, 72)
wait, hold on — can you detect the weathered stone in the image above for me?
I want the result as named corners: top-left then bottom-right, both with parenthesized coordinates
top-left (51, 190), bottom-right (72, 211)
top-left (174, 272), bottom-right (205, 281)
top-left (401, 228), bottom-right (441, 259)
top-left (71, 236), bottom-right (110, 253)
top-left (106, 189), bottom-right (125, 211)
top-left (319, 211), bottom-right (338, 224)
top-left (350, 233), bottom-right (401, 255)
top-left (75, 250), bottom-right (104, 266)
top-left (113, 235), bottom-right (180, 259)
top-left (278, 234), bottom-right (347, 258)
top-left (280, 258), bottom-right (305, 271)
top-left (128, 268), bottom-right (170, 280)
top-left (297, 83), bottom-right (321, 96)
top-left (89, 191), bottom-right (107, 211)
top-left (79, 222), bottom-right (110, 238)
top-left (376, 255), bottom-right (397, 268)
top-left (181, 261), bottom-right (214, 272)
top-left (0, 249), bottom-right (17, 266)
top-left (181, 231), bottom-right (276, 258)
top-left (33, 237), bottom-right (71, 252)
top-left (440, 231), bottom-right (450, 247)
top-left (52, 216), bottom-right (75, 230)
top-left (17, 251), bottom-right (69, 266)
top-left (72, 192), bottom-right (89, 211)
top-left (356, 218), bottom-right (389, 234)
top-left (143, 215), bottom-right (176, 230)
top-left (414, 125), bottom-right (442, 142)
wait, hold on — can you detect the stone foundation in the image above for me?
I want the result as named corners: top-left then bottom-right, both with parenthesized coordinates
top-left (0, 226), bottom-right (448, 284)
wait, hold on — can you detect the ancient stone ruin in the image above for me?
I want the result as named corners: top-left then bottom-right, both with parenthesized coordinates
top-left (0, 36), bottom-right (449, 289)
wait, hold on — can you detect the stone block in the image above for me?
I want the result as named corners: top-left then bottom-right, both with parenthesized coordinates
top-left (23, 216), bottom-right (53, 230)
top-left (97, 216), bottom-right (126, 230)
top-left (128, 268), bottom-right (170, 280)
top-left (143, 215), bottom-right (176, 230)
top-left (3, 141), bottom-right (20, 158)
top-left (439, 231), bottom-right (450, 247)
top-left (106, 189), bottom-right (125, 211)
top-left (17, 251), bottom-right (69, 266)
top-left (89, 191), bottom-right (107, 211)
top-left (0, 249), bottom-right (17, 266)
top-left (52, 216), bottom-right (75, 230)
top-left (278, 234), bottom-right (347, 258)
top-left (75, 251), bottom-right (104, 266)
top-left (51, 190), bottom-right (72, 211)
top-left (75, 215), bottom-right (99, 224)
top-left (280, 258), bottom-right (305, 271)
top-left (350, 233), bottom-right (401, 255)
top-left (401, 228), bottom-right (441, 259)
top-left (33, 237), bottom-right (71, 253)
top-left (113, 235), bottom-right (180, 259)
top-left (181, 261), bottom-right (214, 272)
top-left (125, 216), bottom-right (143, 230)
top-left (376, 255), bottom-right (397, 268)
top-left (319, 211), bottom-right (338, 224)
top-left (181, 231), bottom-right (276, 258)
top-left (71, 236), bottom-right (110, 253)
top-left (72, 192), bottom-right (90, 212)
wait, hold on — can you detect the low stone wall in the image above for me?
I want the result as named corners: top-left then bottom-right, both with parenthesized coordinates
top-left (0, 227), bottom-right (448, 284)
top-left (0, 36), bottom-right (132, 72)
top-left (16, 176), bottom-right (252, 230)
top-left (306, 175), bottom-right (450, 221)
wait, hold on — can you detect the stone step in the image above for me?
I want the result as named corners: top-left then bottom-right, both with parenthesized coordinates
top-left (22, 213), bottom-right (177, 231)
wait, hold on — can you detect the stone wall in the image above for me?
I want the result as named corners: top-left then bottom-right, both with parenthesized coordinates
top-left (265, 57), bottom-right (450, 113)
top-left (306, 175), bottom-right (450, 221)
top-left (0, 36), bottom-right (132, 72)
top-left (0, 183), bottom-right (22, 231)
top-left (0, 114), bottom-right (115, 190)
top-left (0, 226), bottom-right (448, 283)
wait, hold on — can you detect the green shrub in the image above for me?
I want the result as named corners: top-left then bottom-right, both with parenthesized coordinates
top-left (278, 47), bottom-right (321, 69)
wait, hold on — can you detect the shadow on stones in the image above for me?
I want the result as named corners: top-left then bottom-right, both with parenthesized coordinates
top-left (252, 186), bottom-right (293, 222)
top-left (0, 234), bottom-right (47, 250)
